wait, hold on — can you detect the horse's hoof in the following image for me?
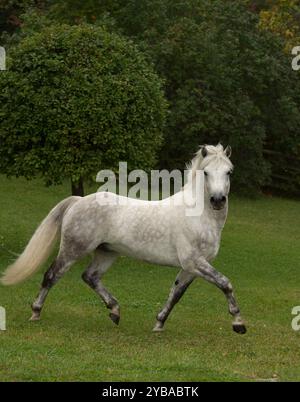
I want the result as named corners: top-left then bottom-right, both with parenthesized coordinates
top-left (29, 313), bottom-right (40, 321)
top-left (233, 323), bottom-right (247, 334)
top-left (109, 312), bottom-right (120, 325)
top-left (153, 322), bottom-right (164, 332)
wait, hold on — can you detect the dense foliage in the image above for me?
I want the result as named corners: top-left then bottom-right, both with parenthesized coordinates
top-left (93, 0), bottom-right (300, 193)
top-left (0, 24), bottom-right (167, 194)
top-left (1, 0), bottom-right (299, 195)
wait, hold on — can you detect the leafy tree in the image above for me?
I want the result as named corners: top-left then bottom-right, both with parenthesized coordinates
top-left (2, 0), bottom-right (300, 194)
top-left (259, 0), bottom-right (300, 52)
top-left (110, 0), bottom-right (299, 192)
top-left (0, 0), bottom-right (28, 32)
top-left (0, 24), bottom-right (167, 195)
top-left (257, 0), bottom-right (300, 195)
top-left (0, 0), bottom-right (39, 44)
top-left (47, 0), bottom-right (299, 193)
top-left (47, 0), bottom-right (116, 25)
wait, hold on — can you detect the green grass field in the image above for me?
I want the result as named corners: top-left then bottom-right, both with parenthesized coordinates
top-left (0, 175), bottom-right (299, 382)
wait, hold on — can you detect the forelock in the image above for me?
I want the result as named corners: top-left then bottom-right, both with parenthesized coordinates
top-left (199, 144), bottom-right (233, 169)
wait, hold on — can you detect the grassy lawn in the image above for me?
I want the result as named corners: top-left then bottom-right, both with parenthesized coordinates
top-left (0, 175), bottom-right (299, 382)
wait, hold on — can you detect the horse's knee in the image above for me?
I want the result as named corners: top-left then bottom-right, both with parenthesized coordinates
top-left (219, 277), bottom-right (233, 293)
top-left (226, 281), bottom-right (233, 293)
top-left (230, 305), bottom-right (240, 315)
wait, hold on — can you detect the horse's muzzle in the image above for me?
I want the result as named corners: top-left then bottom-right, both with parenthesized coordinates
top-left (210, 195), bottom-right (226, 210)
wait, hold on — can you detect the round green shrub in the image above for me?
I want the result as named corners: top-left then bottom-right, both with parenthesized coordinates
top-left (0, 23), bottom-right (167, 193)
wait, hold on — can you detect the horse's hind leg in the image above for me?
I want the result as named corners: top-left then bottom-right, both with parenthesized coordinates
top-left (30, 254), bottom-right (74, 321)
top-left (82, 248), bottom-right (119, 325)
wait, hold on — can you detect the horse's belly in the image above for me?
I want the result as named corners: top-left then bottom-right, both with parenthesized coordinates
top-left (108, 241), bottom-right (180, 267)
top-left (142, 248), bottom-right (180, 267)
top-left (106, 205), bottom-right (181, 266)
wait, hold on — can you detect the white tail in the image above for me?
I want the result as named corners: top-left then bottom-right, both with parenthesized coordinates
top-left (1, 196), bottom-right (80, 286)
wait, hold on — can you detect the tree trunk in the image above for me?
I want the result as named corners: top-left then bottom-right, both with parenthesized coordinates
top-left (71, 177), bottom-right (84, 196)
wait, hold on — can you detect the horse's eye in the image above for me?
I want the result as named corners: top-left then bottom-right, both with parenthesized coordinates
top-left (204, 171), bottom-right (208, 176)
top-left (227, 170), bottom-right (232, 176)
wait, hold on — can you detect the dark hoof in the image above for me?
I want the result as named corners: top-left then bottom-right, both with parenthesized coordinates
top-left (233, 324), bottom-right (247, 334)
top-left (109, 312), bottom-right (120, 325)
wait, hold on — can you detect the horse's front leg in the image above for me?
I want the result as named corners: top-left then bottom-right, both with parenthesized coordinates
top-left (188, 256), bottom-right (246, 334)
top-left (153, 269), bottom-right (195, 332)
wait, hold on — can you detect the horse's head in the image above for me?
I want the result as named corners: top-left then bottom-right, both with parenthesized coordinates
top-left (199, 144), bottom-right (233, 210)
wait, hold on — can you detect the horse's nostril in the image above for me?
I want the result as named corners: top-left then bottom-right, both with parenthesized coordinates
top-left (210, 195), bottom-right (226, 205)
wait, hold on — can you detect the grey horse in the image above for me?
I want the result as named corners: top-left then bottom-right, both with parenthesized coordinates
top-left (1, 144), bottom-right (246, 334)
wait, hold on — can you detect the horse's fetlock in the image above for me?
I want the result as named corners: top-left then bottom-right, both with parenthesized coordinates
top-left (157, 312), bottom-right (165, 323)
top-left (107, 298), bottom-right (119, 310)
top-left (31, 303), bottom-right (41, 313)
top-left (230, 306), bottom-right (240, 316)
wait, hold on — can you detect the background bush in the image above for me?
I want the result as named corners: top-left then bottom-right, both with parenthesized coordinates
top-left (0, 23), bottom-right (167, 194)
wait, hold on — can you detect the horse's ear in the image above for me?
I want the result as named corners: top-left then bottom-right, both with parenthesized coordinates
top-left (201, 146), bottom-right (207, 158)
top-left (225, 145), bottom-right (232, 158)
